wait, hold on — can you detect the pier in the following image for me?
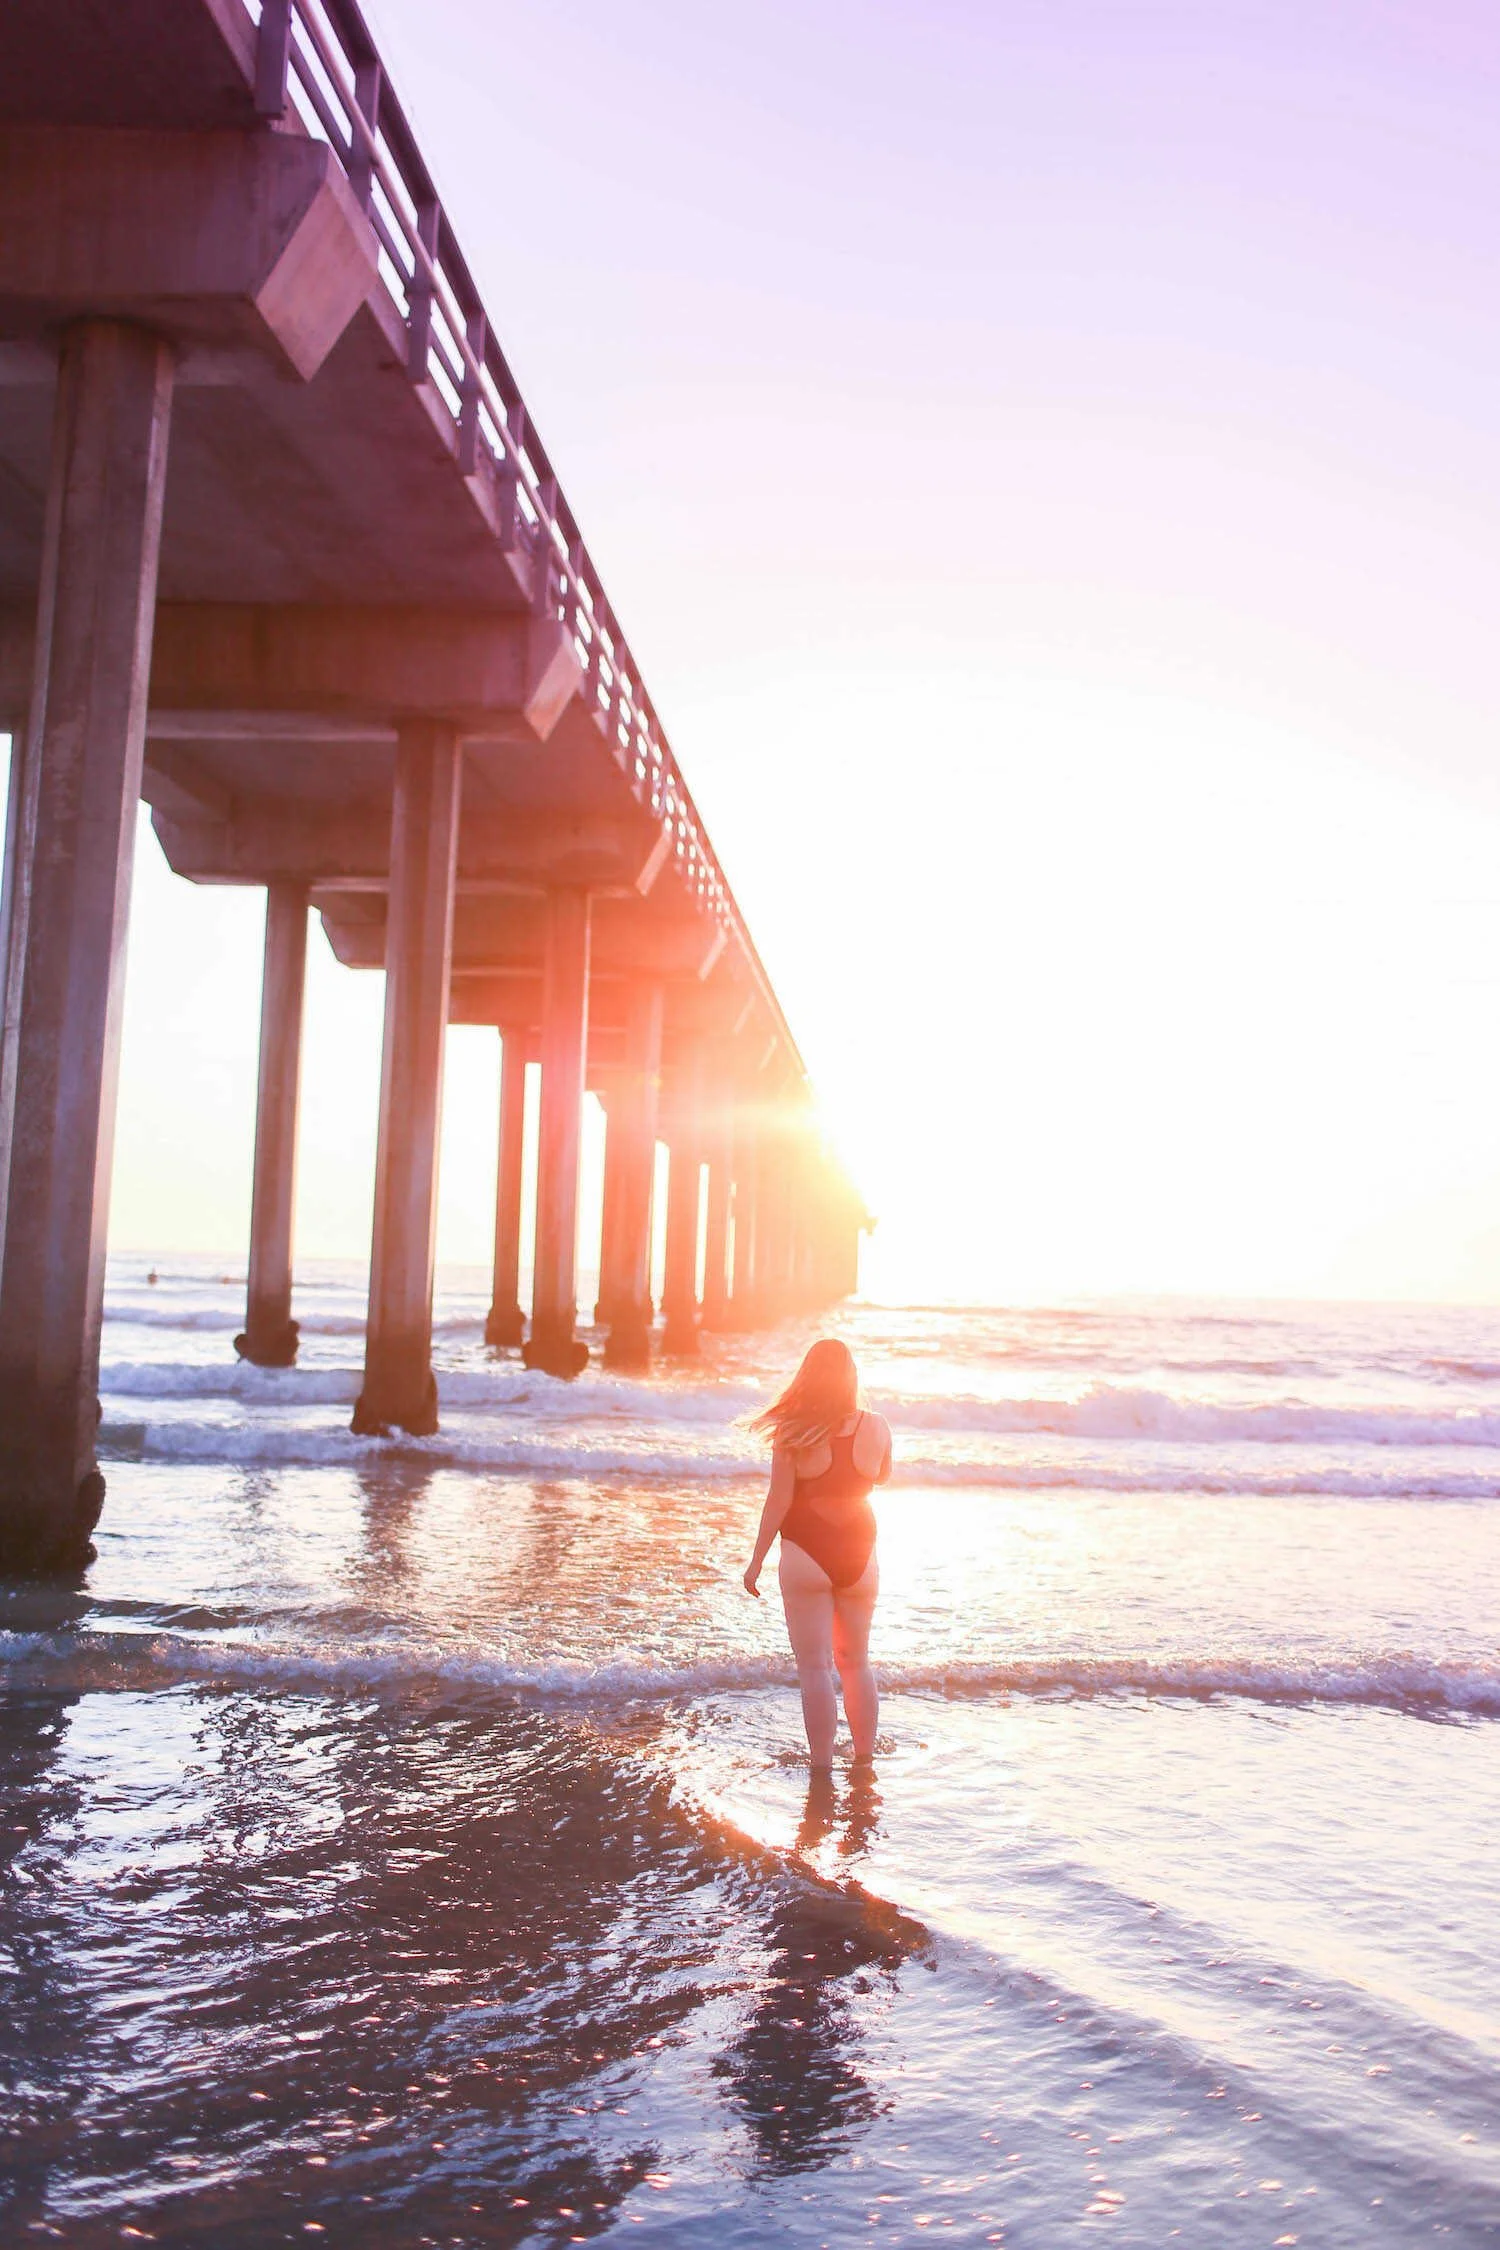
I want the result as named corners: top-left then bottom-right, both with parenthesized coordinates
top-left (0, 0), bottom-right (868, 1571)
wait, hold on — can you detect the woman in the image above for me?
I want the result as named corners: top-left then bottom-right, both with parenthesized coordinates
top-left (743, 1338), bottom-right (893, 1770)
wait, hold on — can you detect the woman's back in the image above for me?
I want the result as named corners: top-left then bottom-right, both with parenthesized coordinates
top-left (788, 1411), bottom-right (892, 1493)
top-left (779, 1412), bottom-right (891, 1591)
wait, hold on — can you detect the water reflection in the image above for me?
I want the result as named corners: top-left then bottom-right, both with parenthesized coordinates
top-left (796, 1763), bottom-right (885, 1863)
top-left (0, 1684), bottom-right (86, 2242)
top-left (347, 1457), bottom-right (442, 1598)
top-left (716, 1769), bottom-right (924, 2174)
top-left (0, 1673), bottom-right (929, 2243)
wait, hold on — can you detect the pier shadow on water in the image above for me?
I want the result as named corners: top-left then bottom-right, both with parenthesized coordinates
top-left (0, 1652), bottom-right (926, 2246)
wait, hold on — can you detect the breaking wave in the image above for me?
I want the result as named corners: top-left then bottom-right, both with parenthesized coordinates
top-left (101, 1302), bottom-right (486, 1340)
top-left (2, 1625), bottom-right (1495, 1719)
top-left (98, 1360), bottom-right (1500, 1453)
top-left (92, 1410), bottom-right (1500, 1501)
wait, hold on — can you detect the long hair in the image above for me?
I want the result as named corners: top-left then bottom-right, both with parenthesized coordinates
top-left (750, 1337), bottom-right (861, 1454)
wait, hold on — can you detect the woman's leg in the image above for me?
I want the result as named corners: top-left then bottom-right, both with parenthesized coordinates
top-left (778, 1540), bottom-right (838, 1769)
top-left (832, 1554), bottom-right (880, 1760)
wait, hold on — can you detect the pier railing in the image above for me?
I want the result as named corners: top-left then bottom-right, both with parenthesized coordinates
top-left (248, 0), bottom-right (801, 1072)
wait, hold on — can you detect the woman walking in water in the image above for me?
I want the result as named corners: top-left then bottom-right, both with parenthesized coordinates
top-left (743, 1338), bottom-right (893, 1770)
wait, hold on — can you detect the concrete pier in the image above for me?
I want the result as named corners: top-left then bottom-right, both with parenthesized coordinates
top-left (603, 982), bottom-right (663, 1371)
top-left (0, 1), bottom-right (870, 1532)
top-left (484, 1027), bottom-right (528, 1348)
top-left (661, 1058), bottom-right (705, 1357)
top-left (236, 881), bottom-right (309, 1367)
top-left (353, 720), bottom-right (462, 1434)
top-left (523, 888), bottom-right (592, 1378)
top-left (0, 321), bottom-right (174, 1573)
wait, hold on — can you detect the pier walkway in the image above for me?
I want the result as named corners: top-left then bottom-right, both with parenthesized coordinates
top-left (0, 0), bottom-right (867, 1571)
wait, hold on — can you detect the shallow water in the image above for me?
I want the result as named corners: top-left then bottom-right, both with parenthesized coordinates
top-left (2, 1263), bottom-right (1497, 2244)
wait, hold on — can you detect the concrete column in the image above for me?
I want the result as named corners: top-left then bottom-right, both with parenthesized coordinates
top-left (0, 322), bottom-right (174, 1574)
top-left (700, 1101), bottom-right (734, 1332)
top-left (661, 1055), bottom-right (705, 1357)
top-left (235, 881), bottom-right (309, 1367)
top-left (757, 1129), bottom-right (793, 1322)
top-left (603, 980), bottom-right (663, 1371)
top-left (831, 1199), bottom-right (865, 1302)
top-left (782, 1134), bottom-right (811, 1313)
top-left (592, 1082), bottom-right (625, 1328)
top-left (522, 887), bottom-right (591, 1378)
top-left (727, 1128), bottom-right (760, 1328)
top-left (0, 703), bottom-right (35, 1275)
top-left (352, 719), bottom-right (462, 1435)
top-left (484, 1025), bottom-right (528, 1348)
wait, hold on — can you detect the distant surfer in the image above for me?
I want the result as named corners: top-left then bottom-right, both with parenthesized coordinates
top-left (743, 1338), bottom-right (893, 1772)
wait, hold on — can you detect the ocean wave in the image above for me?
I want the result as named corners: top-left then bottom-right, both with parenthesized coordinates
top-left (101, 1303), bottom-right (485, 1340)
top-left (98, 1354), bottom-right (1500, 1454)
top-left (93, 1410), bottom-right (1500, 1500)
top-left (97, 1413), bottom-right (751, 1479)
top-left (885, 1382), bottom-right (1500, 1450)
top-left (2, 1626), bottom-right (1495, 1719)
top-left (98, 1358), bottom-right (760, 1420)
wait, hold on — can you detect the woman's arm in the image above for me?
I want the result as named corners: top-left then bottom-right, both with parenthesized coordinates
top-left (743, 1448), bottom-right (796, 1598)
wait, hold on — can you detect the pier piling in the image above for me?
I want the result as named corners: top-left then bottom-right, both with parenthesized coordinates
top-left (237, 881), bottom-right (309, 1368)
top-left (661, 1054), bottom-right (705, 1357)
top-left (353, 720), bottom-right (462, 1435)
top-left (523, 888), bottom-right (592, 1378)
top-left (484, 1026), bottom-right (529, 1349)
top-left (602, 982), bottom-right (663, 1371)
top-left (699, 1094), bottom-right (734, 1333)
top-left (0, 321), bottom-right (174, 1571)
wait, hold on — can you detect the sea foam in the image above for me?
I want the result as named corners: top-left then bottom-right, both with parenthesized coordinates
top-left (3, 1625), bottom-right (1496, 1719)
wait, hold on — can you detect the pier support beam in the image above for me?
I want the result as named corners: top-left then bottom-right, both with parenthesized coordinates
top-left (699, 1092), bottom-right (734, 1333)
top-left (724, 1128), bottom-right (761, 1329)
top-left (522, 887), bottom-right (591, 1378)
top-left (0, 321), bottom-right (174, 1573)
top-left (236, 881), bottom-right (308, 1367)
top-left (756, 1124), bottom-right (793, 1323)
top-left (661, 1055), bottom-right (705, 1357)
top-left (484, 1026), bottom-right (528, 1349)
top-left (0, 701), bottom-right (34, 1276)
top-left (353, 719), bottom-right (462, 1435)
top-left (592, 1082), bottom-right (626, 1329)
top-left (603, 981), bottom-right (663, 1371)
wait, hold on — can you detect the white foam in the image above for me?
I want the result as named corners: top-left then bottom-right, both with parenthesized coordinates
top-left (97, 1351), bottom-right (1500, 1455)
top-left (101, 1303), bottom-right (483, 1339)
top-left (98, 1356), bottom-right (760, 1420)
top-left (93, 1408), bottom-right (1500, 1501)
top-left (101, 1361), bottom-right (363, 1404)
top-left (2, 1626), bottom-right (1495, 1718)
top-left (884, 1382), bottom-right (1500, 1450)
top-left (98, 1413), bottom-right (752, 1480)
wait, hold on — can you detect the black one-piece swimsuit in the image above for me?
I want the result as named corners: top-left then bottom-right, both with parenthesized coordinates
top-left (780, 1417), bottom-right (880, 1589)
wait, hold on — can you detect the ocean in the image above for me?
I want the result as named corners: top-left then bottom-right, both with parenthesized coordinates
top-left (1, 1258), bottom-right (1497, 2246)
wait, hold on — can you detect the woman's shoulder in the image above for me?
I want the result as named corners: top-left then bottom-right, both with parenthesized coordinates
top-left (852, 1408), bottom-right (891, 1469)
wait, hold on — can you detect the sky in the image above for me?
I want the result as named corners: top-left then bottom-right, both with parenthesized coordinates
top-left (29, 0), bottom-right (1500, 1304)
